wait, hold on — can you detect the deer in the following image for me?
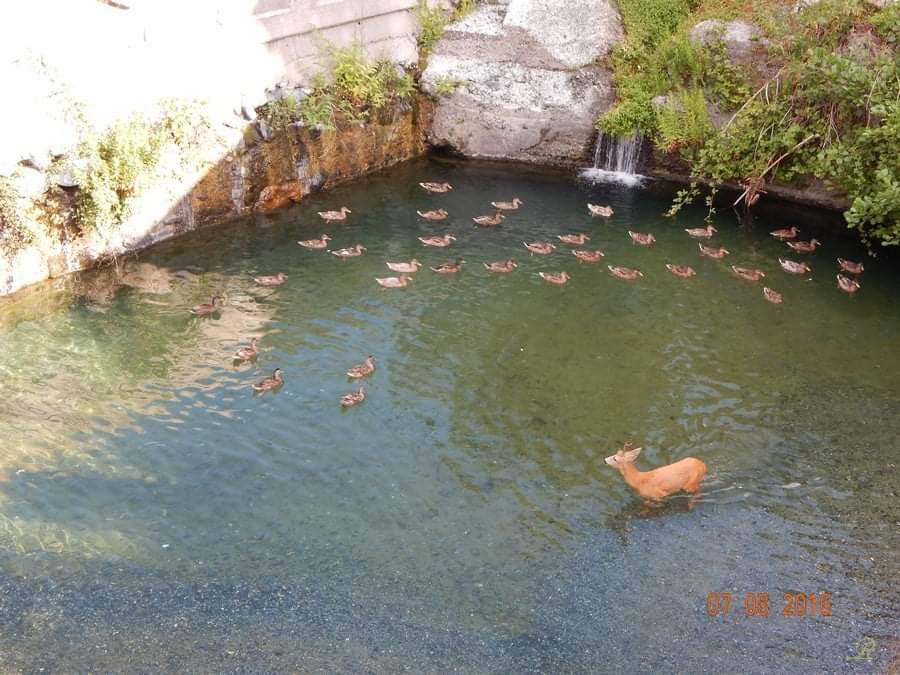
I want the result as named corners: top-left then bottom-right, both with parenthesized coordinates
top-left (605, 442), bottom-right (707, 504)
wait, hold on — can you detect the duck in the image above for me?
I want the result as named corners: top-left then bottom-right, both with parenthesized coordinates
top-left (588, 203), bottom-right (614, 217)
top-left (298, 234), bottom-right (332, 249)
top-left (418, 234), bottom-right (456, 247)
top-left (628, 231), bottom-right (656, 247)
top-left (837, 258), bottom-right (864, 274)
top-left (417, 208), bottom-right (448, 221)
top-left (472, 212), bottom-right (505, 227)
top-left (190, 296), bottom-right (224, 315)
top-left (386, 259), bottom-right (422, 274)
top-left (698, 242), bottom-right (730, 259)
top-left (685, 224), bottom-right (717, 239)
top-left (608, 265), bottom-right (643, 280)
top-left (318, 207), bottom-right (352, 222)
top-left (491, 197), bottom-right (523, 210)
top-left (558, 233), bottom-right (590, 245)
top-left (837, 274), bottom-right (861, 294)
top-left (778, 258), bottom-right (811, 275)
top-left (731, 266), bottom-right (766, 282)
top-left (419, 182), bottom-right (453, 193)
top-left (763, 287), bottom-right (783, 304)
top-left (431, 259), bottom-right (465, 274)
top-left (573, 249), bottom-right (605, 263)
top-left (347, 356), bottom-right (376, 379)
top-left (341, 386), bottom-right (365, 407)
top-left (331, 244), bottom-right (366, 259)
top-left (666, 264), bottom-right (696, 279)
top-left (254, 272), bottom-right (287, 286)
top-left (252, 368), bottom-right (284, 392)
top-left (770, 226), bottom-right (799, 240)
top-left (524, 241), bottom-right (556, 255)
top-left (375, 273), bottom-right (412, 288)
top-left (538, 271), bottom-right (571, 285)
top-left (484, 259), bottom-right (518, 273)
top-left (233, 337), bottom-right (260, 362)
top-left (786, 238), bottom-right (821, 253)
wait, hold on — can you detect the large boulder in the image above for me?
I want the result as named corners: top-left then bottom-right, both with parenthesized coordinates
top-left (689, 19), bottom-right (767, 66)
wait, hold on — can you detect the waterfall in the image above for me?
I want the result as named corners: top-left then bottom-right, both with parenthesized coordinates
top-left (580, 132), bottom-right (647, 187)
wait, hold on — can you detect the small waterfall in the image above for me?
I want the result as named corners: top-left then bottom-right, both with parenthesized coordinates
top-left (580, 132), bottom-right (647, 187)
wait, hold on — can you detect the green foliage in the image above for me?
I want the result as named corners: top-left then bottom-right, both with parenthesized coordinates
top-left (657, 87), bottom-right (716, 152)
top-left (615, 0), bottom-right (693, 52)
top-left (0, 177), bottom-right (31, 256)
top-left (417, 1), bottom-right (450, 55)
top-left (432, 76), bottom-right (466, 97)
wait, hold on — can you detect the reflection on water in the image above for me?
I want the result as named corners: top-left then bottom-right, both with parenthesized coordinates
top-left (0, 158), bottom-right (898, 671)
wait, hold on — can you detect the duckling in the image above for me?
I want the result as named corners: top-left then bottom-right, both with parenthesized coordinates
top-left (419, 182), bottom-right (453, 193)
top-left (666, 264), bottom-right (696, 279)
top-left (837, 274), bottom-right (861, 294)
top-left (588, 203), bottom-right (614, 217)
top-left (698, 242), bottom-right (730, 259)
top-left (786, 238), bottom-right (821, 253)
top-left (523, 241), bottom-right (556, 255)
top-left (763, 287), bottom-right (783, 304)
top-left (254, 272), bottom-right (287, 286)
top-left (491, 197), bottom-right (523, 211)
top-left (418, 234), bottom-right (456, 247)
top-left (386, 259), bottom-right (422, 274)
top-left (347, 356), bottom-right (376, 379)
top-left (684, 224), bottom-right (717, 239)
top-left (341, 386), bottom-right (365, 407)
top-left (573, 249), bottom-right (605, 263)
top-left (484, 259), bottom-right (518, 273)
top-left (731, 266), bottom-right (766, 282)
top-left (318, 207), bottom-right (352, 222)
top-left (770, 226), bottom-right (799, 241)
top-left (233, 337), bottom-right (260, 362)
top-left (252, 368), bottom-right (284, 392)
top-left (331, 244), bottom-right (366, 259)
top-left (608, 265), bottom-right (643, 280)
top-left (417, 208), bottom-right (448, 221)
top-left (431, 258), bottom-right (465, 274)
top-left (628, 231), bottom-right (656, 247)
top-left (538, 271), bottom-right (571, 285)
top-left (778, 258), bottom-right (810, 275)
top-left (472, 212), bottom-right (505, 227)
top-left (298, 234), bottom-right (332, 249)
top-left (375, 273), bottom-right (412, 288)
top-left (557, 233), bottom-right (590, 245)
top-left (190, 296), bottom-right (224, 315)
top-left (837, 258), bottom-right (864, 274)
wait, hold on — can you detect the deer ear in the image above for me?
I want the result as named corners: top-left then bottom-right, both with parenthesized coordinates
top-left (623, 447), bottom-right (642, 461)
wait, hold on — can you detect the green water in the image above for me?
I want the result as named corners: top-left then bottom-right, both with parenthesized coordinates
top-left (0, 158), bottom-right (898, 672)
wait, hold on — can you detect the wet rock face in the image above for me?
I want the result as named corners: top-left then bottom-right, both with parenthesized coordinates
top-left (421, 0), bottom-right (623, 166)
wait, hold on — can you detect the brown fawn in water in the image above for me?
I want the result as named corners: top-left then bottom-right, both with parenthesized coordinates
top-left (605, 442), bottom-right (707, 505)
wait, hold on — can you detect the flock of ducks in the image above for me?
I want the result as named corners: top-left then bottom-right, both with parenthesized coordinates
top-left (189, 178), bottom-right (868, 402)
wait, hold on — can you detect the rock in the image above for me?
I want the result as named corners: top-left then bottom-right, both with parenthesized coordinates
top-left (257, 119), bottom-right (271, 141)
top-left (254, 181), bottom-right (302, 212)
top-left (690, 19), bottom-right (767, 64)
top-left (240, 104), bottom-right (256, 121)
top-left (651, 95), bottom-right (669, 108)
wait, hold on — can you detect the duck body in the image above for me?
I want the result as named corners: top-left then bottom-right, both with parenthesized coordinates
top-left (699, 243), bottom-right (729, 259)
top-left (588, 204), bottom-right (614, 217)
top-left (608, 265), bottom-right (643, 280)
top-left (347, 356), bottom-right (376, 379)
top-left (524, 241), bottom-right (556, 255)
top-left (341, 386), bottom-right (366, 407)
top-left (837, 258), bottom-right (864, 274)
top-left (376, 274), bottom-right (412, 288)
top-left (484, 260), bottom-right (518, 273)
top-left (770, 226), bottom-right (799, 240)
top-left (573, 249), bottom-right (604, 263)
top-left (298, 234), bottom-right (331, 249)
top-left (731, 266), bottom-right (765, 282)
top-left (786, 238), bottom-right (821, 253)
top-left (318, 207), bottom-right (352, 222)
top-left (538, 271), bottom-right (571, 285)
top-left (190, 296), bottom-right (223, 315)
top-left (558, 233), bottom-right (590, 245)
top-left (473, 212), bottom-right (505, 227)
top-left (417, 208), bottom-right (448, 221)
top-left (386, 259), bottom-right (421, 274)
top-left (252, 368), bottom-right (284, 392)
top-left (763, 287), bottom-right (783, 304)
top-left (666, 264), bottom-right (696, 279)
top-left (628, 231), bottom-right (656, 247)
top-left (431, 259), bottom-right (465, 274)
top-left (837, 274), bottom-right (861, 294)
top-left (331, 244), bottom-right (366, 259)
top-left (419, 182), bottom-right (452, 193)
top-left (233, 337), bottom-right (260, 362)
top-left (778, 258), bottom-right (810, 275)
top-left (685, 224), bottom-right (717, 238)
top-left (254, 272), bottom-right (287, 286)
top-left (418, 234), bottom-right (456, 247)
top-left (491, 198), bottom-right (523, 211)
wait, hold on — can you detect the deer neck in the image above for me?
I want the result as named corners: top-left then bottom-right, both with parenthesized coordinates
top-left (619, 462), bottom-right (646, 492)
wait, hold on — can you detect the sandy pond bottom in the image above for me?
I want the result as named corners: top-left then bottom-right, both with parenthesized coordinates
top-left (0, 158), bottom-right (898, 672)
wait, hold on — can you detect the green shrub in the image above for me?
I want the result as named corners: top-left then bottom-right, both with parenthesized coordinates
top-left (657, 87), bottom-right (716, 152)
top-left (432, 76), bottom-right (466, 97)
top-left (417, 1), bottom-right (450, 54)
top-left (0, 177), bottom-right (32, 256)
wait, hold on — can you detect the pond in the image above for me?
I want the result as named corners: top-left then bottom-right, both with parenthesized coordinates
top-left (0, 158), bottom-right (898, 672)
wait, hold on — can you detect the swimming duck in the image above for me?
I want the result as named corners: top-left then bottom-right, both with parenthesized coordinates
top-left (837, 258), bottom-right (864, 274)
top-left (341, 386), bottom-right (365, 407)
top-left (778, 258), bottom-right (810, 275)
top-left (331, 244), bottom-right (366, 259)
top-left (698, 243), bottom-right (730, 259)
top-left (484, 260), bottom-right (518, 273)
top-left (419, 182), bottom-right (453, 193)
top-left (431, 259), bottom-right (465, 274)
top-left (685, 224), bottom-right (717, 239)
top-left (588, 204), bottom-right (614, 217)
top-left (491, 197), bottom-right (523, 211)
top-left (558, 233), bottom-right (590, 245)
top-left (417, 208), bottom-right (449, 221)
top-left (472, 212), bottom-right (505, 227)
top-left (252, 368), bottom-right (284, 392)
top-left (763, 287), bottom-right (783, 304)
top-left (666, 264), bottom-right (696, 279)
top-left (298, 234), bottom-right (332, 249)
top-left (837, 274), bottom-right (861, 294)
top-left (524, 241), bottom-right (556, 255)
top-left (786, 238), bottom-right (821, 253)
top-left (770, 226), bottom-right (799, 240)
top-left (418, 234), bottom-right (456, 247)
top-left (573, 249), bottom-right (605, 263)
top-left (628, 231), bottom-right (656, 247)
top-left (254, 272), bottom-right (287, 286)
top-left (731, 266), bottom-right (766, 282)
top-left (608, 265), bottom-right (643, 280)
top-left (233, 337), bottom-right (259, 362)
top-left (375, 274), bottom-right (412, 288)
top-left (318, 207), bottom-right (352, 222)
top-left (386, 259), bottom-right (422, 273)
top-left (347, 356), bottom-right (376, 379)
top-left (190, 296), bottom-right (224, 315)
top-left (538, 271), bottom-right (571, 285)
